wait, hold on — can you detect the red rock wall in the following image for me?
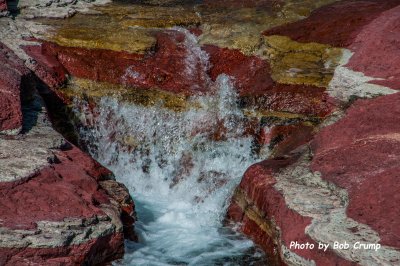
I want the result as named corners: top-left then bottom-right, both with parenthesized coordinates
top-left (228, 1), bottom-right (400, 265)
top-left (24, 43), bottom-right (68, 89)
top-left (311, 93), bottom-right (400, 248)
top-left (27, 39), bottom-right (336, 118)
top-left (0, 41), bottom-right (137, 265)
top-left (228, 159), bottom-right (355, 266)
top-left (0, 43), bottom-right (31, 133)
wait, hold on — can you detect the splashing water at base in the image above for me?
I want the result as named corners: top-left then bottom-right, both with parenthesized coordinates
top-left (72, 58), bottom-right (267, 265)
top-left (73, 75), bottom-right (267, 265)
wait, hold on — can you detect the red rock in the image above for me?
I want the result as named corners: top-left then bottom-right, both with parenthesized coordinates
top-left (267, 123), bottom-right (314, 156)
top-left (0, 0), bottom-right (7, 12)
top-left (204, 45), bottom-right (335, 117)
top-left (0, 43), bottom-right (32, 133)
top-left (39, 41), bottom-right (143, 87)
top-left (233, 158), bottom-right (353, 265)
top-left (239, 159), bottom-right (309, 243)
top-left (120, 30), bottom-right (209, 95)
top-left (264, 0), bottom-right (400, 47)
top-left (98, 180), bottom-right (138, 241)
top-left (0, 233), bottom-right (124, 266)
top-left (24, 44), bottom-right (68, 89)
top-left (347, 167), bottom-right (400, 247)
top-left (239, 84), bottom-right (335, 117)
top-left (0, 145), bottom-right (112, 230)
top-left (241, 216), bottom-right (284, 265)
top-left (32, 30), bottom-right (210, 96)
top-left (188, 27), bottom-right (202, 37)
top-left (0, 141), bottom-right (137, 264)
top-left (311, 94), bottom-right (400, 156)
top-left (311, 93), bottom-right (400, 248)
top-left (347, 5), bottom-right (400, 89)
top-left (226, 201), bottom-right (244, 222)
top-left (203, 45), bottom-right (274, 96)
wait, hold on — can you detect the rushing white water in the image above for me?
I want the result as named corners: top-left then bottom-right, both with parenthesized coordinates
top-left (71, 28), bottom-right (268, 265)
top-left (72, 75), bottom-right (267, 265)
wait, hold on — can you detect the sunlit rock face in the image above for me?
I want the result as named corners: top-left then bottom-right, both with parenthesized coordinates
top-left (262, 35), bottom-right (342, 87)
top-left (44, 12), bottom-right (156, 54)
top-left (199, 0), bottom-right (339, 55)
top-left (263, 0), bottom-right (400, 47)
top-left (1, 0), bottom-right (400, 265)
top-left (346, 4), bottom-right (400, 89)
top-left (97, 4), bottom-right (201, 28)
top-left (38, 2), bottom-right (200, 54)
top-left (29, 0), bottom-right (341, 124)
top-left (63, 78), bottom-right (189, 112)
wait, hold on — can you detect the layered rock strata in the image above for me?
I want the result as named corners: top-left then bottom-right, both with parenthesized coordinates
top-left (0, 53), bottom-right (136, 266)
top-left (228, 1), bottom-right (400, 265)
top-left (0, 70), bottom-right (136, 266)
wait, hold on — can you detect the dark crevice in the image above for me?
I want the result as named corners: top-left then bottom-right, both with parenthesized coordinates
top-left (6, 0), bottom-right (19, 17)
top-left (35, 79), bottom-right (80, 146)
top-left (20, 73), bottom-right (39, 134)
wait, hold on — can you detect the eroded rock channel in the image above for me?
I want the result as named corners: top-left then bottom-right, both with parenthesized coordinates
top-left (0, 0), bottom-right (399, 265)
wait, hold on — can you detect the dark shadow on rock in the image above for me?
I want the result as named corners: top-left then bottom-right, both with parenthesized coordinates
top-left (35, 79), bottom-right (80, 146)
top-left (20, 73), bottom-right (39, 134)
top-left (6, 0), bottom-right (19, 17)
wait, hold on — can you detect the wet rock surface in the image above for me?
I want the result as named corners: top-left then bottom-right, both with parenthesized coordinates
top-left (0, 0), bottom-right (399, 264)
top-left (203, 44), bottom-right (335, 118)
top-left (28, 30), bottom-right (209, 96)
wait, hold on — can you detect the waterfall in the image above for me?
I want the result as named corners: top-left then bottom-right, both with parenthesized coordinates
top-left (70, 28), bottom-right (268, 265)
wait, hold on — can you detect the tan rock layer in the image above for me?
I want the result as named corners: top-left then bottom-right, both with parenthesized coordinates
top-left (262, 35), bottom-right (342, 87)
